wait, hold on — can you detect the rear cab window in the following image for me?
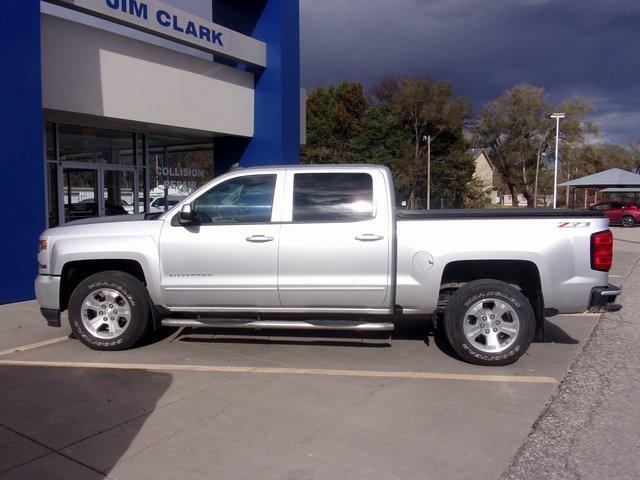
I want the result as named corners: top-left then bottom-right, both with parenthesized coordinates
top-left (292, 172), bottom-right (374, 222)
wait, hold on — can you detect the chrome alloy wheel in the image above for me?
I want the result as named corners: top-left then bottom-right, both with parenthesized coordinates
top-left (462, 298), bottom-right (520, 353)
top-left (80, 288), bottom-right (132, 339)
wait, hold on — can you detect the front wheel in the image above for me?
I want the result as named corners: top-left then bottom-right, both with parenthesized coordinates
top-left (68, 271), bottom-right (151, 350)
top-left (443, 280), bottom-right (535, 366)
top-left (621, 215), bottom-right (635, 228)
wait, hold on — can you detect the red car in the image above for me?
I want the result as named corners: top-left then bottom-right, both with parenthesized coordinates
top-left (589, 202), bottom-right (640, 228)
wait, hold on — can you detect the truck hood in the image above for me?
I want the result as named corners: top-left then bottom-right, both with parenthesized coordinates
top-left (39, 214), bottom-right (165, 276)
top-left (41, 213), bottom-right (164, 241)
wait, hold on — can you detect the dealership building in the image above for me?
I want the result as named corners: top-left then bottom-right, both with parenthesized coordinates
top-left (1, 0), bottom-right (301, 303)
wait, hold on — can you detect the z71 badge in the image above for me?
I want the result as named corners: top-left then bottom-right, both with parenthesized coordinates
top-left (558, 222), bottom-right (591, 228)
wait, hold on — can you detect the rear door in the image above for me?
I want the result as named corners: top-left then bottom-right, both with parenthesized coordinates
top-left (608, 203), bottom-right (624, 221)
top-left (277, 170), bottom-right (392, 309)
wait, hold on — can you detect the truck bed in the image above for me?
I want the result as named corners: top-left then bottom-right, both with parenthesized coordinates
top-left (397, 208), bottom-right (603, 220)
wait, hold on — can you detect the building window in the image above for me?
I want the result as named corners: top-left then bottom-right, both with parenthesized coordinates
top-left (58, 124), bottom-right (135, 165)
top-left (44, 123), bottom-right (215, 225)
top-left (148, 135), bottom-right (214, 212)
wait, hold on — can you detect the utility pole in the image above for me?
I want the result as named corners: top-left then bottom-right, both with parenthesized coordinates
top-left (534, 151), bottom-right (541, 208)
top-left (426, 135), bottom-right (431, 210)
top-left (550, 113), bottom-right (565, 209)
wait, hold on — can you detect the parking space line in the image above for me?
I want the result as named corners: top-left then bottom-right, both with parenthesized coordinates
top-left (0, 360), bottom-right (558, 384)
top-left (0, 336), bottom-right (70, 357)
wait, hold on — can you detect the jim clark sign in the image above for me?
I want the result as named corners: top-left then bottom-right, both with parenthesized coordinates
top-left (44, 0), bottom-right (267, 67)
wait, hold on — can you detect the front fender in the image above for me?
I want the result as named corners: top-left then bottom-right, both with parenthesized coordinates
top-left (50, 235), bottom-right (163, 305)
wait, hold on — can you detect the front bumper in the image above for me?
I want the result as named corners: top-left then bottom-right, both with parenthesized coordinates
top-left (35, 275), bottom-right (61, 327)
top-left (589, 284), bottom-right (622, 312)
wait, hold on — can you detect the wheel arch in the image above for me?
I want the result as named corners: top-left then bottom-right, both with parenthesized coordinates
top-left (439, 259), bottom-right (545, 330)
top-left (60, 259), bottom-right (147, 312)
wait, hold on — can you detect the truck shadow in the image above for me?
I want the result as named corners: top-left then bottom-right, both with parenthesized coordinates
top-left (424, 317), bottom-right (580, 362)
top-left (0, 365), bottom-right (172, 477)
top-left (160, 316), bottom-right (578, 359)
top-left (178, 328), bottom-right (392, 348)
top-left (535, 318), bottom-right (579, 344)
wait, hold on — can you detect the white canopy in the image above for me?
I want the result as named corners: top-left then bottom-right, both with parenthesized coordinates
top-left (560, 168), bottom-right (640, 188)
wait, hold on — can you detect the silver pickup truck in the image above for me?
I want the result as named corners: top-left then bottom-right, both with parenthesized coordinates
top-left (35, 165), bottom-right (620, 365)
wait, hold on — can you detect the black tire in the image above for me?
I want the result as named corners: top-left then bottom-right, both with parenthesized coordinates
top-left (68, 271), bottom-right (151, 350)
top-left (621, 215), bottom-right (635, 228)
top-left (443, 280), bottom-right (535, 366)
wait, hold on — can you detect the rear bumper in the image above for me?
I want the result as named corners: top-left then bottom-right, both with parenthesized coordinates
top-left (589, 284), bottom-right (622, 312)
top-left (35, 275), bottom-right (61, 327)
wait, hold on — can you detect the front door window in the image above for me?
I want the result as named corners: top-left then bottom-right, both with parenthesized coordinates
top-left (193, 175), bottom-right (277, 224)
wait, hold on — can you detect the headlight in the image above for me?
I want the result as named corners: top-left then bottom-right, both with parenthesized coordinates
top-left (39, 238), bottom-right (48, 252)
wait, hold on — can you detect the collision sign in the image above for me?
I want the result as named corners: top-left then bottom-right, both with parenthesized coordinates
top-left (43, 0), bottom-right (267, 67)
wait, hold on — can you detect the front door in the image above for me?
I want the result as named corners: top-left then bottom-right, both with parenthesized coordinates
top-left (61, 167), bottom-right (99, 223)
top-left (159, 173), bottom-right (282, 308)
top-left (278, 171), bottom-right (391, 309)
top-left (102, 167), bottom-right (139, 215)
top-left (60, 164), bottom-right (139, 223)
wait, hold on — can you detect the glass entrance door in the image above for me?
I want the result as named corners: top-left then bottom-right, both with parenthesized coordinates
top-left (62, 167), bottom-right (99, 223)
top-left (103, 168), bottom-right (138, 216)
top-left (60, 165), bottom-right (139, 223)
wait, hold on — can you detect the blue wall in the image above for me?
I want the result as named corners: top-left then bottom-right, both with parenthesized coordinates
top-left (0, 0), bottom-right (299, 303)
top-left (213, 0), bottom-right (301, 173)
top-left (0, 1), bottom-right (46, 304)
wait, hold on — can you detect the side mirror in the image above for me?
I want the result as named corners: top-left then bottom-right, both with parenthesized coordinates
top-left (178, 204), bottom-right (195, 225)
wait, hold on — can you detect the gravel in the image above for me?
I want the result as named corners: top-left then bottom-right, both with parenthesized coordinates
top-left (503, 255), bottom-right (640, 480)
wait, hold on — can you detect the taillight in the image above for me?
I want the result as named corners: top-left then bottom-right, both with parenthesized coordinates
top-left (591, 230), bottom-right (613, 272)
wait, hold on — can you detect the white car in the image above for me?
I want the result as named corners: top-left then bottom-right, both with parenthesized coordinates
top-left (149, 195), bottom-right (185, 213)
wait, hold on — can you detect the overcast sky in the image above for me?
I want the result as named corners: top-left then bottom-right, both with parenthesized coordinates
top-left (300, 0), bottom-right (640, 145)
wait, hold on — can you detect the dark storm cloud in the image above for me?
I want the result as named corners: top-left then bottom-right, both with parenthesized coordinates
top-left (300, 0), bottom-right (640, 144)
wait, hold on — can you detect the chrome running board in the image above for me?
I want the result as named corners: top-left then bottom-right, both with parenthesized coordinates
top-left (161, 318), bottom-right (394, 332)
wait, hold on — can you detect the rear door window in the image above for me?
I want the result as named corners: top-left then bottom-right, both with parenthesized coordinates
top-left (292, 172), bottom-right (373, 222)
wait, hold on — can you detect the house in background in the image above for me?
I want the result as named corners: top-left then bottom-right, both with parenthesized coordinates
top-left (470, 148), bottom-right (500, 205)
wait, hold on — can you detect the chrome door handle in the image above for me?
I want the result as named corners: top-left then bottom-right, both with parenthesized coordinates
top-left (246, 235), bottom-right (274, 243)
top-left (355, 234), bottom-right (384, 242)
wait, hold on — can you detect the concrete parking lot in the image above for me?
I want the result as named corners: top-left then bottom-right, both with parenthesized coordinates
top-left (0, 228), bottom-right (637, 480)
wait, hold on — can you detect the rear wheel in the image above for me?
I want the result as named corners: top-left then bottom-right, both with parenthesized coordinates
top-left (621, 215), bottom-right (635, 228)
top-left (443, 280), bottom-right (535, 366)
top-left (68, 271), bottom-right (151, 350)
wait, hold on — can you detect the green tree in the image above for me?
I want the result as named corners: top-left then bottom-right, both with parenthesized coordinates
top-left (302, 82), bottom-right (368, 164)
top-left (303, 75), bottom-right (474, 208)
top-left (475, 84), bottom-right (551, 207)
top-left (475, 84), bottom-right (598, 207)
top-left (556, 96), bottom-right (599, 206)
top-left (628, 140), bottom-right (640, 172)
top-left (385, 76), bottom-right (471, 208)
top-left (565, 143), bottom-right (635, 177)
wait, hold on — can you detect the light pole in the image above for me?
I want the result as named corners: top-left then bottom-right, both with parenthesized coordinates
top-left (550, 113), bottom-right (565, 209)
top-left (426, 135), bottom-right (431, 210)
